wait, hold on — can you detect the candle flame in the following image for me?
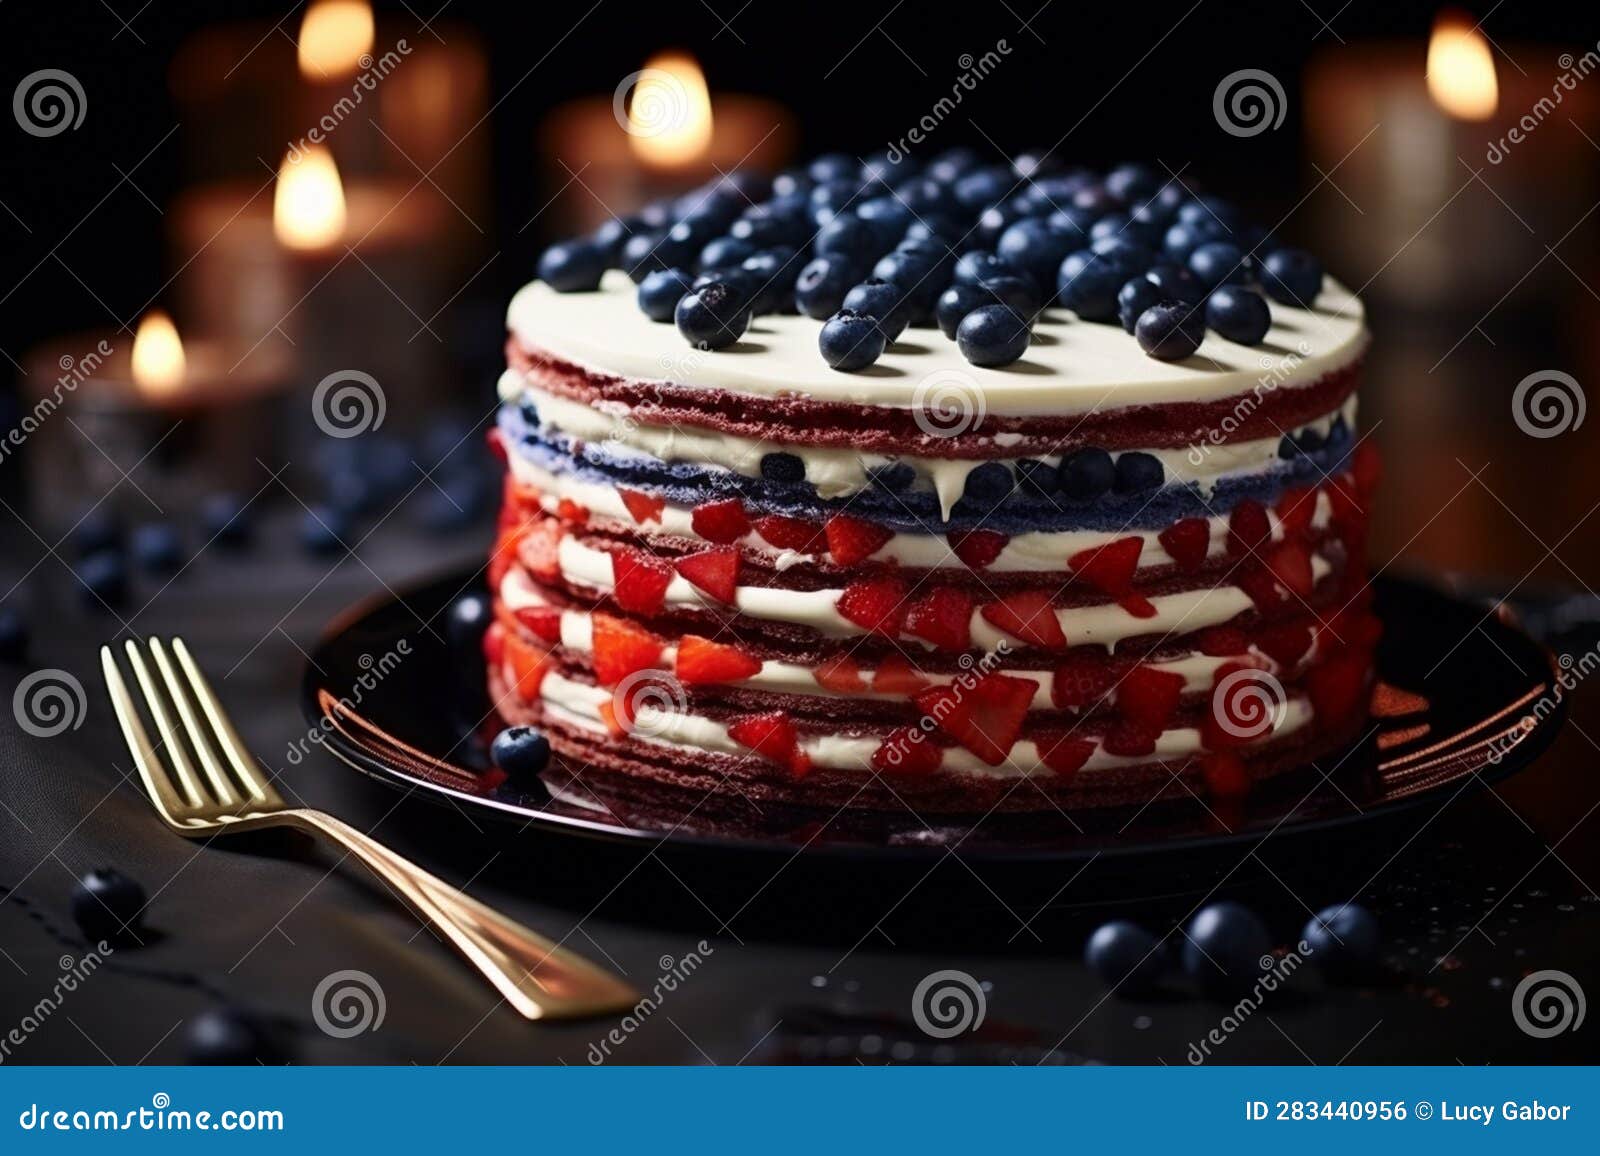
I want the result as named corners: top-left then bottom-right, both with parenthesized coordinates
top-left (274, 145), bottom-right (347, 250)
top-left (626, 53), bottom-right (713, 167)
top-left (1426, 10), bottom-right (1498, 120)
top-left (297, 0), bottom-right (375, 79)
top-left (131, 311), bottom-right (186, 396)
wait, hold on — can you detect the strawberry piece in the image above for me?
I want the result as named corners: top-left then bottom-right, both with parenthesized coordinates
top-left (1351, 440), bottom-right (1382, 497)
top-left (1325, 475), bottom-right (1367, 546)
top-left (1158, 518), bottom-right (1211, 571)
top-left (1035, 732), bottom-right (1096, 780)
top-left (871, 727), bottom-right (942, 775)
top-left (1257, 621), bottom-right (1312, 666)
top-left (813, 654), bottom-right (868, 693)
top-left (825, 513), bottom-right (894, 565)
top-left (674, 547), bottom-right (739, 605)
top-left (727, 712), bottom-right (810, 777)
top-left (590, 614), bottom-right (663, 686)
top-left (904, 587), bottom-right (975, 651)
top-left (980, 590), bottom-right (1066, 650)
top-left (517, 518), bottom-right (564, 583)
top-left (619, 488), bottom-right (665, 525)
top-left (1264, 539), bottom-right (1314, 598)
top-left (503, 633), bottom-right (550, 703)
top-left (1306, 650), bottom-right (1369, 724)
top-left (557, 497), bottom-right (590, 525)
top-left (1050, 653), bottom-right (1119, 710)
top-left (1238, 566), bottom-right (1287, 613)
top-left (873, 653), bottom-right (930, 694)
top-left (486, 426), bottom-right (508, 463)
top-left (691, 498), bottom-right (750, 544)
top-left (488, 526), bottom-right (525, 591)
top-left (1275, 485), bottom-right (1318, 538)
top-left (836, 576), bottom-right (909, 637)
top-left (914, 673), bottom-right (1037, 765)
top-left (611, 547), bottom-right (673, 614)
top-left (948, 528), bottom-right (1009, 569)
top-left (675, 634), bottom-right (761, 684)
top-left (482, 621), bottom-right (505, 667)
top-left (1196, 625), bottom-right (1250, 656)
top-left (1101, 717), bottom-right (1160, 758)
top-left (1228, 499), bottom-right (1269, 557)
top-left (754, 514), bottom-right (825, 553)
top-left (1200, 752), bottom-right (1250, 798)
top-left (1069, 536), bottom-right (1144, 600)
top-left (1116, 665), bottom-right (1186, 729)
top-left (1119, 594), bottom-right (1158, 619)
top-left (513, 605), bottom-right (564, 644)
top-left (597, 699), bottom-right (626, 739)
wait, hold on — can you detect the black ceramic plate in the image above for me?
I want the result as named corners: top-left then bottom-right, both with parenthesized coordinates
top-left (301, 570), bottom-right (1565, 863)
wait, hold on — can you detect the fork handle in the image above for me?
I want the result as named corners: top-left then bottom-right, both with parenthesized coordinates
top-left (286, 808), bottom-right (638, 1020)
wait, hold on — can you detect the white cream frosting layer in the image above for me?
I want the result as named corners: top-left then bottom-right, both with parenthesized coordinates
top-left (531, 669), bottom-right (1313, 779)
top-left (506, 271), bottom-right (1367, 418)
top-left (506, 450), bottom-right (1333, 574)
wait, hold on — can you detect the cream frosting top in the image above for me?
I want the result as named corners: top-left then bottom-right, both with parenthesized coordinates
top-left (506, 270), bottom-right (1368, 418)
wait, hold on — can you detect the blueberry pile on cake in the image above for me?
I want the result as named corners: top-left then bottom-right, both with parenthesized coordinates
top-left (484, 152), bottom-right (1380, 814)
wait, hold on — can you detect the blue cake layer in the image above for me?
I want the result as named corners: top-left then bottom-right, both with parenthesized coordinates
top-left (498, 404), bottom-right (1351, 535)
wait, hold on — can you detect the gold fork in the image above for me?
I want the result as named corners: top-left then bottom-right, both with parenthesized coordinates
top-left (100, 636), bottom-right (638, 1021)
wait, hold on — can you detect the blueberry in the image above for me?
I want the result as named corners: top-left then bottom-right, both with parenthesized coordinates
top-left (741, 247), bottom-right (804, 313)
top-left (956, 304), bottom-right (1030, 368)
top-left (960, 461), bottom-right (1011, 502)
top-left (1206, 285), bottom-right (1272, 345)
top-left (935, 284), bottom-right (993, 339)
top-left (954, 167), bottom-right (1011, 210)
top-left (1188, 240), bottom-right (1248, 288)
top-left (1142, 262), bottom-right (1205, 305)
top-left (1058, 448), bottom-right (1115, 499)
top-left (1015, 458), bottom-right (1059, 496)
top-left (871, 250), bottom-right (940, 297)
top-left (1179, 195), bottom-right (1244, 229)
top-left (537, 239), bottom-right (606, 292)
top-left (1114, 451), bottom-right (1164, 494)
top-left (1105, 163), bottom-right (1163, 206)
top-left (1301, 903), bottom-right (1381, 980)
top-left (0, 606), bottom-right (27, 662)
top-left (903, 215), bottom-right (962, 245)
top-left (699, 235), bottom-right (755, 269)
top-left (72, 867), bottom-right (146, 944)
top-left (997, 218), bottom-right (1076, 296)
top-left (637, 268), bottom-right (695, 323)
top-left (1085, 920), bottom-right (1169, 995)
top-left (1045, 205), bottom-right (1098, 242)
top-left (326, 469), bottom-right (374, 516)
top-left (1056, 251), bottom-right (1124, 323)
top-left (808, 179), bottom-right (858, 219)
top-left (816, 215), bottom-right (891, 261)
top-left (928, 147), bottom-right (980, 183)
top-left (591, 215), bottom-right (637, 264)
top-left (675, 281), bottom-right (750, 350)
top-left (186, 1007), bottom-right (283, 1065)
top-left (729, 207), bottom-right (803, 249)
top-left (1012, 150), bottom-right (1063, 180)
top-left (447, 593), bottom-right (490, 656)
top-left (809, 153), bottom-right (858, 183)
top-left (1259, 248), bottom-right (1324, 306)
top-left (954, 250), bottom-right (1019, 289)
top-left (1325, 413), bottom-right (1351, 446)
top-left (1182, 901), bottom-right (1273, 996)
top-left (1089, 212), bottom-right (1163, 252)
top-left (491, 725), bottom-right (552, 776)
top-left (1117, 276), bottom-right (1162, 334)
top-left (819, 309), bottom-right (887, 372)
top-left (841, 279), bottom-right (911, 343)
top-left (854, 197), bottom-right (911, 233)
top-left (1277, 434), bottom-right (1299, 461)
top-left (977, 275), bottom-right (1041, 322)
top-left (1162, 218), bottom-right (1228, 262)
top-left (298, 505), bottom-right (349, 555)
top-left (1295, 424), bottom-right (1326, 454)
top-left (976, 201), bottom-right (1026, 247)
top-left (760, 452), bottom-right (806, 484)
top-left (860, 151), bottom-right (917, 186)
top-left (1135, 301), bottom-right (1207, 361)
top-left (795, 256), bottom-right (862, 320)
top-left (77, 551), bottom-right (128, 608)
top-left (620, 230), bottom-right (666, 282)
top-left (1071, 183), bottom-right (1119, 215)
top-left (868, 462), bottom-right (916, 492)
top-left (131, 523), bottom-right (182, 573)
top-left (71, 508), bottom-right (120, 558)
top-left (200, 492), bottom-right (252, 547)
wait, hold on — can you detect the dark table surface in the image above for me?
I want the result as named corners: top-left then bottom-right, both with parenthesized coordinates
top-left (2, 313), bottom-right (1599, 1067)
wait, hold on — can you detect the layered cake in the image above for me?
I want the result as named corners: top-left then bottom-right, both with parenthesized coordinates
top-left (484, 155), bottom-right (1380, 813)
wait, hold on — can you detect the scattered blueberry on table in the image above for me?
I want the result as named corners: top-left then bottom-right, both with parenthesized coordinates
top-left (1302, 902), bottom-right (1381, 981)
top-left (0, 606), bottom-right (28, 662)
top-left (185, 1007), bottom-right (284, 1065)
top-left (491, 725), bottom-right (552, 777)
top-left (1085, 920), bottom-right (1170, 996)
top-left (298, 505), bottom-right (350, 556)
top-left (200, 492), bottom-right (253, 548)
top-left (131, 522), bottom-right (183, 573)
top-left (1182, 901), bottom-right (1273, 996)
top-left (77, 550), bottom-right (129, 609)
top-left (71, 867), bottom-right (147, 944)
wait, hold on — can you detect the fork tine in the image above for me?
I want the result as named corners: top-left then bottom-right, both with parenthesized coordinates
top-left (101, 646), bottom-right (191, 822)
top-left (148, 639), bottom-right (240, 808)
top-left (122, 639), bottom-right (209, 810)
top-left (171, 637), bottom-right (279, 807)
